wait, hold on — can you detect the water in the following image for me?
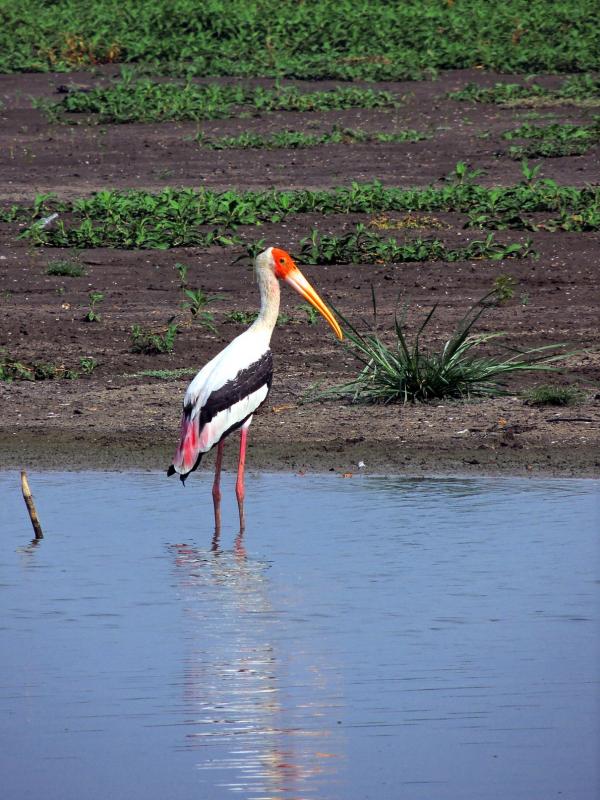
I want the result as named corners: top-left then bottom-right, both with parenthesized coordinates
top-left (1, 472), bottom-right (598, 800)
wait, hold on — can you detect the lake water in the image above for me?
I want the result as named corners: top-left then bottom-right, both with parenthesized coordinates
top-left (1, 472), bottom-right (598, 800)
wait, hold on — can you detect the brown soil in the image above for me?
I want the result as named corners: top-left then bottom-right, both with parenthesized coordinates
top-left (0, 69), bottom-right (598, 476)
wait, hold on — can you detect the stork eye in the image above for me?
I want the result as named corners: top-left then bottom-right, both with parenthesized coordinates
top-left (279, 257), bottom-right (285, 263)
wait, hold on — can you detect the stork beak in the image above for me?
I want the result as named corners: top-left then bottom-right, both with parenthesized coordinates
top-left (284, 265), bottom-right (343, 340)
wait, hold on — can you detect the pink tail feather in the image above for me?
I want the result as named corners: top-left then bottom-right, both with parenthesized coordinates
top-left (168, 411), bottom-right (201, 480)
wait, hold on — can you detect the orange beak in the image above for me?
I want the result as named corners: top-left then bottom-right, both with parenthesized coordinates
top-left (284, 264), bottom-right (343, 340)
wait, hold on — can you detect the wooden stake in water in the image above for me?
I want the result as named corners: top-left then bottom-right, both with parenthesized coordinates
top-left (20, 470), bottom-right (43, 540)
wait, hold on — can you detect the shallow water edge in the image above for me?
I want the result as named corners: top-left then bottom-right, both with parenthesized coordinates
top-left (1, 431), bottom-right (599, 477)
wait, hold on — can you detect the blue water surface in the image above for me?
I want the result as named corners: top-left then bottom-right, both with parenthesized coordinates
top-left (1, 472), bottom-right (598, 800)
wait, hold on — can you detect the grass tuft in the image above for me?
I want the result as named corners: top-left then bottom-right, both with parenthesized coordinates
top-left (524, 385), bottom-right (585, 406)
top-left (45, 260), bottom-right (86, 277)
top-left (131, 323), bottom-right (178, 354)
top-left (319, 288), bottom-right (573, 404)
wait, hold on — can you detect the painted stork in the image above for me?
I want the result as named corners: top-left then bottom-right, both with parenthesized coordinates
top-left (167, 246), bottom-right (342, 532)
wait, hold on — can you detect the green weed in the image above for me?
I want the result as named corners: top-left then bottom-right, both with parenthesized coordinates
top-left (0, 1), bottom-right (597, 77)
top-left (78, 356), bottom-right (98, 374)
top-left (450, 75), bottom-right (600, 107)
top-left (502, 120), bottom-right (600, 159)
top-left (0, 351), bottom-right (79, 382)
top-left (18, 174), bottom-right (600, 249)
top-left (182, 287), bottom-right (223, 331)
top-left (224, 310), bottom-right (290, 326)
top-left (45, 260), bottom-right (86, 277)
top-left (297, 227), bottom-right (535, 265)
top-left (320, 289), bottom-right (572, 404)
top-left (83, 291), bottom-right (104, 322)
top-left (298, 304), bottom-right (319, 325)
top-left (45, 75), bottom-right (399, 123)
top-left (174, 262), bottom-right (189, 286)
top-left (124, 367), bottom-right (196, 379)
top-left (131, 323), bottom-right (178, 354)
top-left (524, 384), bottom-right (585, 406)
top-left (196, 127), bottom-right (428, 150)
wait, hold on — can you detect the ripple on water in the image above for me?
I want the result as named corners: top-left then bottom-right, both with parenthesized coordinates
top-left (0, 472), bottom-right (598, 800)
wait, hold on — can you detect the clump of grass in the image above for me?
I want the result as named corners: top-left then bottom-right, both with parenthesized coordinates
top-left (78, 356), bottom-right (98, 374)
top-left (320, 288), bottom-right (573, 404)
top-left (124, 368), bottom-right (196, 379)
top-left (45, 75), bottom-right (400, 123)
top-left (0, 351), bottom-right (79, 382)
top-left (131, 323), bottom-right (178, 354)
top-left (297, 226), bottom-right (535, 265)
top-left (224, 310), bottom-right (290, 326)
top-left (449, 75), bottom-right (600, 107)
top-left (45, 259), bottom-right (85, 277)
top-left (524, 385), bottom-right (585, 406)
top-left (503, 120), bottom-right (600, 159)
top-left (196, 126), bottom-right (428, 150)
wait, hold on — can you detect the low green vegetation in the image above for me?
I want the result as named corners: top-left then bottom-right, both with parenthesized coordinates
top-left (0, 1), bottom-right (596, 77)
top-left (83, 291), bottom-right (104, 322)
top-left (450, 74), bottom-right (600, 107)
top-left (124, 367), bottom-right (196, 379)
top-left (224, 310), bottom-right (290, 326)
top-left (131, 323), bottom-right (178, 354)
top-left (297, 227), bottom-right (535, 265)
top-left (181, 287), bottom-right (223, 331)
top-left (524, 384), bottom-right (585, 406)
top-left (45, 259), bottom-right (86, 276)
top-left (320, 288), bottom-right (572, 404)
top-left (17, 171), bottom-right (600, 249)
top-left (502, 120), bottom-right (600, 159)
top-left (43, 76), bottom-right (399, 123)
top-left (196, 127), bottom-right (428, 150)
top-left (0, 351), bottom-right (95, 381)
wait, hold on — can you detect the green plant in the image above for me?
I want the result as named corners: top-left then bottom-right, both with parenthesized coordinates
top-left (131, 322), bottom-right (178, 354)
top-left (17, 175), bottom-right (600, 250)
top-left (83, 291), bottom-right (104, 322)
top-left (124, 367), bottom-right (197, 379)
top-left (502, 120), bottom-right (600, 159)
top-left (449, 75), bottom-right (600, 107)
top-left (43, 74), bottom-right (400, 124)
top-left (45, 259), bottom-right (85, 277)
top-left (296, 226), bottom-right (535, 265)
top-left (78, 356), bottom-right (98, 374)
top-left (446, 161), bottom-right (485, 185)
top-left (196, 126), bottom-right (428, 150)
top-left (1, 2), bottom-right (597, 77)
top-left (524, 384), bottom-right (585, 406)
top-left (0, 351), bottom-right (79, 382)
top-left (319, 288), bottom-right (572, 404)
top-left (224, 309), bottom-right (289, 326)
top-left (492, 274), bottom-right (518, 303)
top-left (182, 287), bottom-right (223, 331)
top-left (174, 262), bottom-right (189, 286)
top-left (224, 310), bottom-right (259, 325)
top-left (298, 303), bottom-right (319, 325)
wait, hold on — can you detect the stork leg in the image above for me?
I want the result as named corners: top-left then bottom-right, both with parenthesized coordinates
top-left (235, 418), bottom-right (251, 533)
top-left (212, 439), bottom-right (225, 535)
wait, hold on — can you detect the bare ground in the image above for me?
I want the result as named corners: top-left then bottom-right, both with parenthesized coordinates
top-left (0, 69), bottom-right (598, 475)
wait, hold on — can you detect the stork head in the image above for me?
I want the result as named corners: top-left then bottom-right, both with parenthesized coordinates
top-left (255, 246), bottom-right (343, 340)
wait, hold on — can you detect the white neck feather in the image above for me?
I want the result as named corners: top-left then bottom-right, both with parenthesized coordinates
top-left (251, 257), bottom-right (280, 339)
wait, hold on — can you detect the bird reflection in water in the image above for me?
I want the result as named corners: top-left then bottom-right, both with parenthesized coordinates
top-left (169, 534), bottom-right (342, 800)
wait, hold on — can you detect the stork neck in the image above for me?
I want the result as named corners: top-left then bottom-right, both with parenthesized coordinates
top-left (252, 268), bottom-right (280, 337)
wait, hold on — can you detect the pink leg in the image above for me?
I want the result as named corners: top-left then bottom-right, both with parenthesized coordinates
top-left (212, 440), bottom-right (225, 534)
top-left (235, 421), bottom-right (251, 533)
